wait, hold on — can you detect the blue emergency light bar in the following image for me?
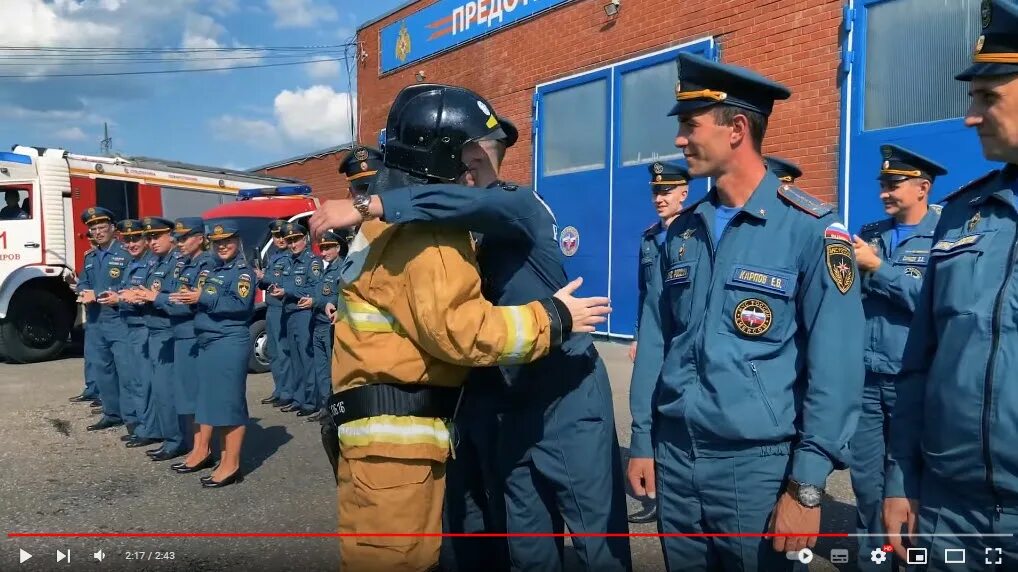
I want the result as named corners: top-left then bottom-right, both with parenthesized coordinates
top-left (0, 151), bottom-right (32, 165)
top-left (237, 184), bottom-right (312, 200)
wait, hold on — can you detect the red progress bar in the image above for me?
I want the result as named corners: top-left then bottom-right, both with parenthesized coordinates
top-left (9, 529), bottom-right (851, 533)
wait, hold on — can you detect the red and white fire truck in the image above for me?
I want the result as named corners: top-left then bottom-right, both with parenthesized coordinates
top-left (0, 145), bottom-right (317, 365)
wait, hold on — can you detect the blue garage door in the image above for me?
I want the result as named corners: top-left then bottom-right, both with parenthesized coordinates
top-left (844, 0), bottom-right (993, 231)
top-left (534, 39), bottom-right (715, 337)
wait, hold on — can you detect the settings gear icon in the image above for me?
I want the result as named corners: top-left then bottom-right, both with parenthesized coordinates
top-left (870, 548), bottom-right (888, 564)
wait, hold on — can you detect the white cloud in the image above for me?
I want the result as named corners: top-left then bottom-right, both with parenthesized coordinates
top-left (274, 85), bottom-right (354, 146)
top-left (306, 57), bottom-right (341, 80)
top-left (210, 85), bottom-right (355, 152)
top-left (208, 0), bottom-right (240, 16)
top-left (177, 13), bottom-right (262, 70)
top-left (267, 0), bottom-right (337, 29)
top-left (53, 127), bottom-right (89, 141)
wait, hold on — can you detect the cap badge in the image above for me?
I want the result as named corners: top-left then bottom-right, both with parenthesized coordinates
top-left (354, 148), bottom-right (368, 161)
top-left (981, 0), bottom-right (992, 28)
top-left (213, 225), bottom-right (224, 235)
top-left (882, 160), bottom-right (890, 170)
top-left (653, 162), bottom-right (664, 175)
top-left (975, 34), bottom-right (986, 54)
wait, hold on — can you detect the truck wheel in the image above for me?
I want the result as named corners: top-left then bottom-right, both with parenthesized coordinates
top-left (0, 289), bottom-right (71, 363)
top-left (248, 318), bottom-right (270, 374)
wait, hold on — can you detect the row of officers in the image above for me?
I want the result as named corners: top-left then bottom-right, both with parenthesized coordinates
top-left (69, 206), bottom-right (349, 489)
top-left (298, 1), bottom-right (1018, 570)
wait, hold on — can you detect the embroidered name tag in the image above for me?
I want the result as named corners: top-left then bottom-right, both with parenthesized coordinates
top-left (728, 265), bottom-right (796, 297)
top-left (665, 262), bottom-right (692, 285)
top-left (895, 253), bottom-right (929, 265)
top-left (932, 234), bottom-right (982, 253)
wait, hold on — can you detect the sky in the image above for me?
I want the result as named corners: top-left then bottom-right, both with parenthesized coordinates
top-left (0, 0), bottom-right (408, 171)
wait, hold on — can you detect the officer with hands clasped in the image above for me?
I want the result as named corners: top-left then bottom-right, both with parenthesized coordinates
top-left (849, 144), bottom-right (944, 571)
top-left (628, 53), bottom-right (864, 571)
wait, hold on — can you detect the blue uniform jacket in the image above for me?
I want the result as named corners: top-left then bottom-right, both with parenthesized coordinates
top-left (857, 207), bottom-right (941, 375)
top-left (155, 250), bottom-right (214, 339)
top-left (311, 259), bottom-right (343, 326)
top-left (119, 251), bottom-right (154, 326)
top-left (77, 241), bottom-right (130, 322)
top-left (194, 256), bottom-right (256, 333)
top-left (644, 173), bottom-right (864, 487)
top-left (259, 245), bottom-right (287, 308)
top-left (143, 251), bottom-right (179, 331)
top-left (887, 165), bottom-right (1018, 507)
top-left (381, 180), bottom-right (597, 404)
top-left (280, 248), bottom-right (321, 314)
top-left (635, 221), bottom-right (667, 336)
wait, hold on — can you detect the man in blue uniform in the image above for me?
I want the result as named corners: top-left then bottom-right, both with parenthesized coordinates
top-left (126, 217), bottom-right (181, 453)
top-left (341, 145), bottom-right (382, 194)
top-left (307, 230), bottom-right (345, 422)
top-left (313, 88), bottom-right (632, 572)
top-left (849, 145), bottom-right (944, 571)
top-left (269, 221), bottom-right (321, 417)
top-left (628, 161), bottom-right (690, 525)
top-left (627, 53), bottom-right (864, 571)
top-left (110, 218), bottom-right (149, 440)
top-left (75, 207), bottom-right (133, 431)
top-left (764, 156), bottom-right (802, 184)
top-left (257, 220), bottom-right (291, 407)
top-left (884, 1), bottom-right (1018, 567)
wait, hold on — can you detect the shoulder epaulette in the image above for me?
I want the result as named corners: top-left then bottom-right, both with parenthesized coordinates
top-left (84, 248), bottom-right (95, 256)
top-left (642, 222), bottom-right (660, 236)
top-left (941, 170), bottom-right (999, 203)
top-left (929, 203), bottom-right (943, 214)
top-left (776, 184), bottom-right (833, 218)
top-left (859, 219), bottom-right (891, 236)
top-left (500, 182), bottom-right (519, 192)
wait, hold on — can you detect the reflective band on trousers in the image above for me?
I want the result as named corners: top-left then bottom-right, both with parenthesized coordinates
top-left (498, 305), bottom-right (537, 364)
top-left (337, 414), bottom-right (450, 449)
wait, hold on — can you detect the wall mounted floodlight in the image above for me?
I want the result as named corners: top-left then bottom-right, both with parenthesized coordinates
top-left (604, 0), bottom-right (620, 17)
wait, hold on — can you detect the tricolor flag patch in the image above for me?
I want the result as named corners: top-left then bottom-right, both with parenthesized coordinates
top-left (824, 222), bottom-right (852, 243)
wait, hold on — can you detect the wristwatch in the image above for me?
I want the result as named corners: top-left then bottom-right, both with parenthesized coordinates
top-left (787, 480), bottom-right (824, 508)
top-left (353, 192), bottom-right (374, 221)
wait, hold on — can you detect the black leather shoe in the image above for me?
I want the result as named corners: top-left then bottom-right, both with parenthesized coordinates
top-left (126, 438), bottom-right (160, 448)
top-left (202, 469), bottom-right (243, 488)
top-left (296, 409), bottom-right (316, 417)
top-left (119, 434), bottom-right (135, 442)
top-left (69, 393), bottom-right (91, 402)
top-left (86, 418), bottom-right (124, 431)
top-left (90, 399), bottom-right (102, 407)
top-left (280, 403), bottom-right (299, 412)
top-left (145, 447), bottom-right (164, 457)
top-left (150, 449), bottom-right (184, 462)
top-left (273, 400), bottom-right (291, 409)
top-left (260, 395), bottom-right (279, 405)
top-left (90, 407), bottom-right (104, 415)
top-left (306, 410), bottom-right (323, 422)
top-left (627, 502), bottom-right (658, 524)
top-left (171, 455), bottom-right (216, 473)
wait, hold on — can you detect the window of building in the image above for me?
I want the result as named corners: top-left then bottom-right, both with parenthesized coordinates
top-left (0, 185), bottom-right (32, 220)
top-left (620, 61), bottom-right (684, 166)
top-left (541, 79), bottom-right (608, 176)
top-left (864, 0), bottom-right (981, 131)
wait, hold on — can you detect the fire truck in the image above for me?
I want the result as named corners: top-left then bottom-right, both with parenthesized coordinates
top-left (0, 145), bottom-right (314, 365)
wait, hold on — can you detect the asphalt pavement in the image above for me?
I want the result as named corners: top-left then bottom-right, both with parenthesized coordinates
top-left (0, 341), bottom-right (859, 571)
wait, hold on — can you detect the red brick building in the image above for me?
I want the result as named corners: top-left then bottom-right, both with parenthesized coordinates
top-left (264, 0), bottom-right (986, 338)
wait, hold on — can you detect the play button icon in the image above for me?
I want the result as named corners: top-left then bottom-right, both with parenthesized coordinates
top-left (19, 549), bottom-right (32, 564)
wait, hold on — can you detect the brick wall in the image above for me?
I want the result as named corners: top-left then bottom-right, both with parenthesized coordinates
top-left (254, 152), bottom-right (351, 202)
top-left (356, 0), bottom-right (844, 203)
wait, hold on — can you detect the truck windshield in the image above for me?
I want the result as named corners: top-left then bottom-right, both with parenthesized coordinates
top-left (204, 216), bottom-right (271, 265)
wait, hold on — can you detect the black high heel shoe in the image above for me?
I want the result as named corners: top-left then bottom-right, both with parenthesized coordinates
top-left (201, 469), bottom-right (243, 488)
top-left (171, 455), bottom-right (216, 474)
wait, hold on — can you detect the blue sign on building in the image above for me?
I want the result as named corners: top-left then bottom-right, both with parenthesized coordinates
top-left (379, 0), bottom-right (573, 74)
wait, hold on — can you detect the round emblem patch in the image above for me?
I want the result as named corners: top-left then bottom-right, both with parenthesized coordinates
top-left (653, 162), bottom-right (664, 174)
top-left (559, 226), bottom-right (580, 257)
top-left (109, 267), bottom-right (121, 278)
top-left (905, 266), bottom-right (923, 279)
top-left (323, 284), bottom-right (332, 296)
top-left (295, 275), bottom-right (304, 286)
top-left (152, 280), bottom-right (162, 291)
top-left (355, 148), bottom-right (368, 161)
top-left (733, 298), bottom-right (773, 337)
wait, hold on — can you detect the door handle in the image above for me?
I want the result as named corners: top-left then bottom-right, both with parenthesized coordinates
top-left (24, 242), bottom-right (40, 248)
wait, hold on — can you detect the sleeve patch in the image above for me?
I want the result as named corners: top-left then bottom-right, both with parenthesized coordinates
top-left (237, 275), bottom-right (251, 298)
top-left (825, 243), bottom-right (855, 294)
top-left (824, 222), bottom-right (852, 243)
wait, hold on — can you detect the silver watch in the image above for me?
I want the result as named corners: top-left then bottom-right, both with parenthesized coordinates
top-left (353, 192), bottom-right (374, 221)
top-left (787, 480), bottom-right (824, 508)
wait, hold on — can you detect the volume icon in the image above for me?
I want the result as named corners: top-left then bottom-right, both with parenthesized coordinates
top-left (94, 550), bottom-right (106, 562)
